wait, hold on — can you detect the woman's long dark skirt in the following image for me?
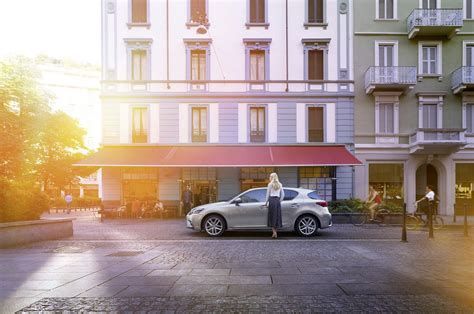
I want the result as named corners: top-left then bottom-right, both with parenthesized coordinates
top-left (267, 196), bottom-right (282, 228)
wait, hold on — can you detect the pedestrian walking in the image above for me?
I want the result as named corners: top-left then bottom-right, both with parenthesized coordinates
top-left (65, 193), bottom-right (73, 214)
top-left (265, 173), bottom-right (284, 239)
top-left (182, 185), bottom-right (194, 215)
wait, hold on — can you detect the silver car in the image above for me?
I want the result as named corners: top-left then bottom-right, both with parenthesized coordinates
top-left (186, 187), bottom-right (332, 237)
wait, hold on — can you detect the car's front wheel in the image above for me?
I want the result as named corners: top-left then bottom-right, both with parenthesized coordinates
top-left (295, 215), bottom-right (318, 237)
top-left (203, 215), bottom-right (225, 237)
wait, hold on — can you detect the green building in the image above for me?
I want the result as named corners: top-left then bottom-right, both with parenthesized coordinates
top-left (353, 0), bottom-right (474, 215)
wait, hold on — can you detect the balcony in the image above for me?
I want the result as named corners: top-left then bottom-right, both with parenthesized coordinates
top-left (364, 67), bottom-right (417, 94)
top-left (451, 67), bottom-right (474, 94)
top-left (409, 128), bottom-right (466, 154)
top-left (407, 9), bottom-right (463, 39)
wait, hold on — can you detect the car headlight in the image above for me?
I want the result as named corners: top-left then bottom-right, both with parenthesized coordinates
top-left (190, 207), bottom-right (205, 214)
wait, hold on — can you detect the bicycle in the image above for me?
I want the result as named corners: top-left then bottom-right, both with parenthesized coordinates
top-left (350, 203), bottom-right (391, 226)
top-left (406, 202), bottom-right (444, 230)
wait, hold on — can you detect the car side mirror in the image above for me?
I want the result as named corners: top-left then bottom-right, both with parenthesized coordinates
top-left (233, 198), bottom-right (242, 206)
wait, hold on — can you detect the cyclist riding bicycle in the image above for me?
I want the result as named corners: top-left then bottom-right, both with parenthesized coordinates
top-left (366, 185), bottom-right (382, 222)
top-left (415, 185), bottom-right (437, 215)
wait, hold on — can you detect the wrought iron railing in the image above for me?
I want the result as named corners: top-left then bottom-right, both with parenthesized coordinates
top-left (407, 9), bottom-right (463, 33)
top-left (451, 66), bottom-right (474, 90)
top-left (364, 66), bottom-right (417, 90)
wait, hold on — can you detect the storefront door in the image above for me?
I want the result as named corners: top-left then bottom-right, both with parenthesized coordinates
top-left (181, 180), bottom-right (217, 207)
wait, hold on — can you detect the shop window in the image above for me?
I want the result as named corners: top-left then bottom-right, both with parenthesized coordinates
top-left (298, 167), bottom-right (334, 201)
top-left (369, 164), bottom-right (404, 206)
top-left (455, 164), bottom-right (474, 215)
top-left (122, 168), bottom-right (158, 203)
top-left (240, 167), bottom-right (274, 191)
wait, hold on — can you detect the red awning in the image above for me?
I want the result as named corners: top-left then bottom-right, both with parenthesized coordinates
top-left (75, 145), bottom-right (362, 167)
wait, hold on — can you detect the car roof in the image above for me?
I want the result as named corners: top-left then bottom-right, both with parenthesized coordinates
top-left (245, 187), bottom-right (314, 194)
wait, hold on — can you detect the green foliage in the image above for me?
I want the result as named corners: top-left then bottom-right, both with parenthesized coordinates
top-left (50, 196), bottom-right (102, 208)
top-left (329, 199), bottom-right (366, 213)
top-left (0, 56), bottom-right (89, 222)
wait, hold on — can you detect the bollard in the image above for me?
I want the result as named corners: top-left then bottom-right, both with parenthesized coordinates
top-left (453, 203), bottom-right (457, 223)
top-left (428, 201), bottom-right (434, 239)
top-left (464, 202), bottom-right (469, 237)
top-left (401, 203), bottom-right (408, 242)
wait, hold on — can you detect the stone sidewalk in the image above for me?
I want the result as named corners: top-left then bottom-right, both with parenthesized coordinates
top-left (0, 215), bottom-right (473, 312)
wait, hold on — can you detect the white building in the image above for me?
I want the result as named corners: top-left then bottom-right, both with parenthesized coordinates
top-left (78, 0), bottom-right (360, 211)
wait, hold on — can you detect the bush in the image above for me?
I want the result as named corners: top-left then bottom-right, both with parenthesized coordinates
top-left (329, 199), bottom-right (366, 213)
top-left (0, 182), bottom-right (50, 223)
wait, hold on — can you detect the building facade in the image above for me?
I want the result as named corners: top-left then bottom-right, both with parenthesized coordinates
top-left (353, 0), bottom-right (474, 215)
top-left (79, 0), bottom-right (360, 209)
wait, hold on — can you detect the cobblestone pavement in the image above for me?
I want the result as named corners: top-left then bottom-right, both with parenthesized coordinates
top-left (0, 214), bottom-right (472, 313)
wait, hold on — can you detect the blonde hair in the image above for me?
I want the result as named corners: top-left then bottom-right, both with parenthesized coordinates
top-left (269, 173), bottom-right (282, 191)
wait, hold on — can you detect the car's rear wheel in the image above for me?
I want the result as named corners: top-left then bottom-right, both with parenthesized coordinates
top-left (295, 215), bottom-right (318, 237)
top-left (203, 215), bottom-right (225, 237)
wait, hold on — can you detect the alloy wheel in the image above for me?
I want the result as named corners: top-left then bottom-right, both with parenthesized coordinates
top-left (204, 216), bottom-right (224, 236)
top-left (297, 216), bottom-right (317, 236)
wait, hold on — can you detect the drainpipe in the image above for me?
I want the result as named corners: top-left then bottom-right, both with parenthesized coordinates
top-left (285, 0), bottom-right (289, 92)
top-left (166, 0), bottom-right (170, 89)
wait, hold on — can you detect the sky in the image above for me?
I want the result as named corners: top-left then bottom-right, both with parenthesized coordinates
top-left (0, 0), bottom-right (101, 65)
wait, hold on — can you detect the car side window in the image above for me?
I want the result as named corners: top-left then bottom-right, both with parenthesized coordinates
top-left (307, 191), bottom-right (321, 200)
top-left (283, 189), bottom-right (298, 201)
top-left (240, 190), bottom-right (266, 203)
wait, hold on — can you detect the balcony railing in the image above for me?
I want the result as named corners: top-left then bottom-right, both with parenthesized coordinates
top-left (101, 80), bottom-right (354, 94)
top-left (364, 66), bottom-right (417, 94)
top-left (451, 66), bottom-right (474, 94)
top-left (409, 128), bottom-right (466, 153)
top-left (407, 9), bottom-right (463, 39)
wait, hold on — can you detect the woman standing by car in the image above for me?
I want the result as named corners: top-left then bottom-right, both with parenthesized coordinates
top-left (265, 173), bottom-right (285, 239)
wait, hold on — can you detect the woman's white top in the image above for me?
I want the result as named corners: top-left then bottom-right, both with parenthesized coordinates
top-left (425, 191), bottom-right (435, 201)
top-left (266, 183), bottom-right (285, 202)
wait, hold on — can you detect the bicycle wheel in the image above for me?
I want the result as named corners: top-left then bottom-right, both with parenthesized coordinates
top-left (351, 212), bottom-right (368, 226)
top-left (405, 215), bottom-right (419, 230)
top-left (374, 209), bottom-right (390, 226)
top-left (433, 215), bottom-right (444, 230)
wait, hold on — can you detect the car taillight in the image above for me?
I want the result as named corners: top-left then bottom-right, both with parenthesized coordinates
top-left (316, 201), bottom-right (328, 207)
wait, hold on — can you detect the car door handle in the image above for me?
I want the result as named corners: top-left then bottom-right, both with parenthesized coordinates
top-left (290, 203), bottom-right (299, 209)
top-left (260, 205), bottom-right (268, 209)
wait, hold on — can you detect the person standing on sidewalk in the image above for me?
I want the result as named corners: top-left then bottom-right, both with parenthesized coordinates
top-left (65, 193), bottom-right (73, 214)
top-left (182, 185), bottom-right (194, 215)
top-left (265, 173), bottom-right (284, 239)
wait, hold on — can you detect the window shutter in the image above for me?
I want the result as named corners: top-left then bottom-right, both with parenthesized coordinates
top-left (467, 104), bottom-right (473, 133)
top-left (191, 0), bottom-right (206, 23)
top-left (250, 0), bottom-right (257, 22)
top-left (387, 0), bottom-right (394, 18)
top-left (308, 0), bottom-right (315, 22)
top-left (468, 0), bottom-right (473, 19)
top-left (308, 50), bottom-right (324, 80)
top-left (379, 0), bottom-right (385, 19)
top-left (316, 0), bottom-right (324, 23)
top-left (308, 107), bottom-right (324, 142)
top-left (132, 0), bottom-right (147, 23)
top-left (257, 0), bottom-right (265, 23)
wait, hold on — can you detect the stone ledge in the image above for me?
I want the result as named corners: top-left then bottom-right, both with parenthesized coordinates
top-left (0, 218), bottom-right (74, 248)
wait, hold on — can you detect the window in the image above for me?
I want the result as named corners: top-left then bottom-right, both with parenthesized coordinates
top-left (308, 107), bottom-right (324, 142)
top-left (466, 104), bottom-right (474, 133)
top-left (249, 0), bottom-right (265, 23)
top-left (308, 0), bottom-right (324, 23)
top-left (283, 189), bottom-right (299, 201)
top-left (378, 45), bottom-right (394, 67)
top-left (132, 107), bottom-right (148, 143)
top-left (250, 50), bottom-right (265, 81)
top-left (191, 50), bottom-right (206, 81)
top-left (190, 0), bottom-right (207, 24)
top-left (378, 103), bottom-right (395, 133)
top-left (467, 0), bottom-right (474, 19)
top-left (131, 0), bottom-right (147, 23)
top-left (466, 44), bottom-right (474, 67)
top-left (421, 0), bottom-right (437, 9)
top-left (298, 167), bottom-right (334, 201)
top-left (423, 104), bottom-right (438, 128)
top-left (192, 107), bottom-right (207, 142)
top-left (369, 164), bottom-right (404, 206)
top-left (308, 50), bottom-right (324, 80)
top-left (307, 191), bottom-right (322, 200)
top-left (378, 0), bottom-right (394, 19)
top-left (420, 45), bottom-right (439, 75)
top-left (240, 189), bottom-right (267, 203)
top-left (250, 107), bottom-right (265, 142)
top-left (131, 50), bottom-right (147, 80)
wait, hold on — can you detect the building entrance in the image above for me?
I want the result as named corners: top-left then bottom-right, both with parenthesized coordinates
top-left (181, 180), bottom-right (218, 207)
top-left (416, 164), bottom-right (438, 212)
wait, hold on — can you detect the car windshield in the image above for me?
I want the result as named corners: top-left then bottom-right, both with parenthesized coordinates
top-left (307, 191), bottom-right (322, 200)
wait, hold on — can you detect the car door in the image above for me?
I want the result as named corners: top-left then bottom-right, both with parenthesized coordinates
top-left (229, 189), bottom-right (268, 228)
top-left (280, 189), bottom-right (300, 227)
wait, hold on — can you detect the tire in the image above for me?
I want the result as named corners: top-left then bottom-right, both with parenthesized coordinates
top-left (405, 215), bottom-right (419, 230)
top-left (203, 215), bottom-right (225, 237)
top-left (295, 215), bottom-right (319, 237)
top-left (433, 215), bottom-right (444, 230)
top-left (351, 213), bottom-right (367, 226)
top-left (374, 209), bottom-right (390, 226)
